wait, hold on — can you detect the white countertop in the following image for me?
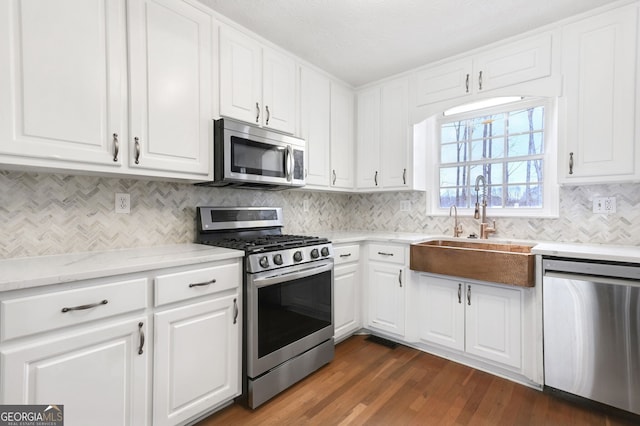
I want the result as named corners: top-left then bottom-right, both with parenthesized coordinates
top-left (319, 231), bottom-right (436, 244)
top-left (532, 241), bottom-right (640, 264)
top-left (0, 244), bottom-right (243, 293)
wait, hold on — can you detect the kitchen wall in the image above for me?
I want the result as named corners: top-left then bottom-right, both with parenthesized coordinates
top-left (1, 170), bottom-right (638, 259)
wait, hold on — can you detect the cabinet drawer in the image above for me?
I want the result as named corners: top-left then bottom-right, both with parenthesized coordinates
top-left (154, 260), bottom-right (241, 307)
top-left (368, 244), bottom-right (405, 264)
top-left (1, 278), bottom-right (148, 342)
top-left (334, 245), bottom-right (360, 265)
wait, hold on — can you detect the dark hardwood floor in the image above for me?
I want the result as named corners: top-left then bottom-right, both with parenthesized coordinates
top-left (196, 335), bottom-right (637, 425)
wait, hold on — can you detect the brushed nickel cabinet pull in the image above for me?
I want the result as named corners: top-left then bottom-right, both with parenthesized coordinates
top-left (569, 152), bottom-right (574, 175)
top-left (478, 71), bottom-right (483, 90)
top-left (377, 252), bottom-right (394, 256)
top-left (402, 168), bottom-right (407, 185)
top-left (458, 283), bottom-right (462, 304)
top-left (339, 253), bottom-right (352, 258)
top-left (138, 322), bottom-right (145, 355)
top-left (332, 169), bottom-right (337, 185)
top-left (233, 298), bottom-right (238, 324)
top-left (61, 299), bottom-right (108, 313)
top-left (467, 284), bottom-right (471, 306)
top-left (189, 278), bottom-right (216, 288)
top-left (113, 133), bottom-right (119, 162)
top-left (265, 105), bottom-right (270, 125)
top-left (398, 269), bottom-right (402, 287)
top-left (465, 74), bottom-right (470, 93)
top-left (374, 171), bottom-right (378, 186)
top-left (256, 102), bottom-right (260, 123)
top-left (134, 137), bottom-right (140, 164)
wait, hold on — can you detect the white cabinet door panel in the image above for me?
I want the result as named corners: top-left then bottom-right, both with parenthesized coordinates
top-left (263, 49), bottom-right (296, 134)
top-left (380, 78), bottom-right (409, 188)
top-left (417, 275), bottom-right (464, 351)
top-left (300, 66), bottom-right (331, 186)
top-left (368, 263), bottom-right (405, 336)
top-left (334, 263), bottom-right (360, 341)
top-left (356, 88), bottom-right (381, 189)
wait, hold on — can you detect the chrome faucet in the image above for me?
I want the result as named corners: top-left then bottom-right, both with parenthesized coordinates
top-left (449, 205), bottom-right (463, 237)
top-left (474, 175), bottom-right (496, 239)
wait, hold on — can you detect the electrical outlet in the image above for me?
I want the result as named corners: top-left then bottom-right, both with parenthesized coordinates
top-left (400, 200), bottom-right (411, 212)
top-left (303, 200), bottom-right (310, 212)
top-left (115, 193), bottom-right (130, 214)
top-left (593, 196), bottom-right (616, 214)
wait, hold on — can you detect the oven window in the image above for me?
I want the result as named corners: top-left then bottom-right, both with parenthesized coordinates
top-left (230, 136), bottom-right (286, 177)
top-left (258, 270), bottom-right (332, 358)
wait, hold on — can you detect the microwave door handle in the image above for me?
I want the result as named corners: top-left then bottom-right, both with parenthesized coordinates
top-left (285, 145), bottom-right (293, 181)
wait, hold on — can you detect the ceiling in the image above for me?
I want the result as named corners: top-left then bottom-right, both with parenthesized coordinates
top-left (198, 0), bottom-right (617, 87)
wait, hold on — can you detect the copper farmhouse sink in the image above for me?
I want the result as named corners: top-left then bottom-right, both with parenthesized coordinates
top-left (410, 239), bottom-right (536, 287)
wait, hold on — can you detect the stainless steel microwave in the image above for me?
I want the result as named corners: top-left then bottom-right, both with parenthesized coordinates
top-left (201, 118), bottom-right (305, 189)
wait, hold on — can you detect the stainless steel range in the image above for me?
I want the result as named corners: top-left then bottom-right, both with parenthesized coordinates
top-left (196, 207), bottom-right (334, 408)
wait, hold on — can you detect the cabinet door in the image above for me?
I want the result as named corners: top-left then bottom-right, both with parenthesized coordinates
top-left (465, 283), bottom-right (521, 369)
top-left (153, 294), bottom-right (240, 426)
top-left (560, 5), bottom-right (638, 182)
top-left (334, 263), bottom-right (360, 341)
top-left (474, 34), bottom-right (552, 93)
top-left (219, 25), bottom-right (262, 125)
top-left (300, 66), bottom-right (331, 186)
top-left (368, 263), bottom-right (405, 336)
top-left (416, 275), bottom-right (464, 351)
top-left (1, 318), bottom-right (149, 426)
top-left (411, 58), bottom-right (472, 107)
top-left (380, 78), bottom-right (409, 188)
top-left (127, 0), bottom-right (212, 177)
top-left (0, 0), bottom-right (126, 168)
top-left (263, 49), bottom-right (296, 134)
top-left (330, 83), bottom-right (355, 189)
top-left (356, 88), bottom-right (381, 189)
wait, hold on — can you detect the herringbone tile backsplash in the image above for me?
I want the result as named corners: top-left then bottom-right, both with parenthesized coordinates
top-left (1, 170), bottom-right (638, 259)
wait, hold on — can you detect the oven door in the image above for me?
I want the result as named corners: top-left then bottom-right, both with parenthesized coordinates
top-left (246, 259), bottom-right (334, 379)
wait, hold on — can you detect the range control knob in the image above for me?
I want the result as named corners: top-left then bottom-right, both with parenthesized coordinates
top-left (310, 248), bottom-right (319, 259)
top-left (293, 251), bottom-right (303, 262)
top-left (273, 253), bottom-right (283, 265)
top-left (259, 256), bottom-right (269, 269)
top-left (321, 247), bottom-right (330, 257)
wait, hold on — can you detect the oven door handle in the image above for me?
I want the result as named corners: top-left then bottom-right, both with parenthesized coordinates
top-left (252, 262), bottom-right (333, 288)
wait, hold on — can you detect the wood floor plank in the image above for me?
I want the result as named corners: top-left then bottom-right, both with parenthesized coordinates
top-left (196, 335), bottom-right (638, 426)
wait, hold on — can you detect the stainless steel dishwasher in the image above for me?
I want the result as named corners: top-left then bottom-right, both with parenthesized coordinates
top-left (543, 257), bottom-right (640, 416)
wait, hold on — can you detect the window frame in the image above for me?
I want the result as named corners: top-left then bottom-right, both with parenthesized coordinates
top-left (426, 97), bottom-right (559, 218)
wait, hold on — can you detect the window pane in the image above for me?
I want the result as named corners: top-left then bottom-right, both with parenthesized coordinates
top-left (470, 137), bottom-right (505, 160)
top-left (441, 121), bottom-right (466, 143)
top-left (440, 188), bottom-right (469, 208)
top-left (488, 186), bottom-right (503, 208)
top-left (508, 107), bottom-right (544, 134)
top-left (506, 184), bottom-right (542, 207)
top-left (469, 114), bottom-right (505, 139)
top-left (440, 166), bottom-right (467, 187)
top-left (507, 160), bottom-right (543, 184)
top-left (441, 142), bottom-right (467, 164)
top-left (508, 133), bottom-right (543, 157)
top-left (470, 164), bottom-right (503, 185)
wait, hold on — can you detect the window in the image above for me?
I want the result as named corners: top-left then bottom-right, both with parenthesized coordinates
top-left (429, 97), bottom-right (558, 217)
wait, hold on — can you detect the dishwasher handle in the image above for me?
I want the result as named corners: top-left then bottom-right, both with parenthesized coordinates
top-left (544, 270), bottom-right (640, 289)
top-left (543, 258), bottom-right (640, 282)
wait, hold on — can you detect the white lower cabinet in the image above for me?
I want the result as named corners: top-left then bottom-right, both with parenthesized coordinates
top-left (417, 274), bottom-right (522, 369)
top-left (366, 244), bottom-right (406, 337)
top-left (0, 256), bottom-right (242, 426)
top-left (154, 294), bottom-right (240, 426)
top-left (333, 244), bottom-right (361, 341)
top-left (1, 317), bottom-right (149, 426)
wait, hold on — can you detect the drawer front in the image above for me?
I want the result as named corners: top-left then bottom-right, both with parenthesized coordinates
top-left (155, 260), bottom-right (241, 307)
top-left (334, 245), bottom-right (360, 265)
top-left (368, 244), bottom-right (405, 264)
top-left (1, 278), bottom-right (148, 342)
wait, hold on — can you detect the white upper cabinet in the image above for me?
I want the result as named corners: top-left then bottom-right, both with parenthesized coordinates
top-left (300, 66), bottom-right (332, 187)
top-left (410, 33), bottom-right (555, 121)
top-left (219, 25), bottom-right (296, 134)
top-left (0, 0), bottom-right (213, 180)
top-left (559, 3), bottom-right (639, 184)
top-left (356, 77), bottom-right (422, 191)
top-left (127, 0), bottom-right (212, 176)
top-left (330, 82), bottom-right (355, 189)
top-left (0, 0), bottom-right (127, 169)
